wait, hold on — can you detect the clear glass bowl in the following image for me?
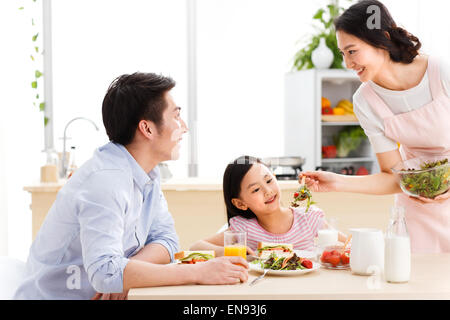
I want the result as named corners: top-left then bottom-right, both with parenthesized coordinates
top-left (317, 244), bottom-right (350, 270)
top-left (391, 156), bottom-right (450, 199)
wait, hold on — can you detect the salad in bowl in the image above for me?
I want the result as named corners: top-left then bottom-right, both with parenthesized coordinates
top-left (391, 156), bottom-right (450, 199)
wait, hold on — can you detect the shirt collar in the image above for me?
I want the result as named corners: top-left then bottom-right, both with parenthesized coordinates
top-left (115, 143), bottom-right (159, 191)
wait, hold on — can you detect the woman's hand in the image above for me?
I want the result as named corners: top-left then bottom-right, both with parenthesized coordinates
top-left (298, 171), bottom-right (339, 192)
top-left (409, 190), bottom-right (450, 204)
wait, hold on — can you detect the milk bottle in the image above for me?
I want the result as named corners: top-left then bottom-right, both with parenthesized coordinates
top-left (384, 206), bottom-right (411, 283)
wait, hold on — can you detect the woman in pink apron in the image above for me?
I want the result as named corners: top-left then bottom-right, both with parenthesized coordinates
top-left (300, 0), bottom-right (450, 253)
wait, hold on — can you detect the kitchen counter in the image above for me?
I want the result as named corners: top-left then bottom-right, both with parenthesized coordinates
top-left (23, 178), bottom-right (395, 247)
top-left (129, 253), bottom-right (450, 300)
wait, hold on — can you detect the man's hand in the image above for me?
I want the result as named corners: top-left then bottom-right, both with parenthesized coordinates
top-left (91, 290), bottom-right (129, 300)
top-left (193, 256), bottom-right (249, 285)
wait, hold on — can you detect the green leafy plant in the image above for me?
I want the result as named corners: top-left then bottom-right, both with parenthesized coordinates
top-left (19, 0), bottom-right (48, 126)
top-left (333, 126), bottom-right (367, 158)
top-left (292, 0), bottom-right (354, 71)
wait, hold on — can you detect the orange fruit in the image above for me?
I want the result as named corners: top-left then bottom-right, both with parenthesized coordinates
top-left (322, 97), bottom-right (331, 108)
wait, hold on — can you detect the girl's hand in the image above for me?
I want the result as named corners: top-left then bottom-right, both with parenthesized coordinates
top-left (409, 190), bottom-right (450, 204)
top-left (299, 171), bottom-right (339, 192)
top-left (246, 247), bottom-right (256, 257)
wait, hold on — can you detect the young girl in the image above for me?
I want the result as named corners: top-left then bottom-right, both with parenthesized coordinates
top-left (190, 155), bottom-right (347, 256)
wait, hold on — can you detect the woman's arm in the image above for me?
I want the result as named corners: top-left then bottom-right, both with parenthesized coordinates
top-left (301, 149), bottom-right (403, 195)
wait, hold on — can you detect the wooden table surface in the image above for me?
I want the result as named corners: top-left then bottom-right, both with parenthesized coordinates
top-left (129, 254), bottom-right (450, 300)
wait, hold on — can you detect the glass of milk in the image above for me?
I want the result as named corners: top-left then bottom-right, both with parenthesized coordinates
top-left (317, 218), bottom-right (339, 247)
top-left (385, 206), bottom-right (411, 283)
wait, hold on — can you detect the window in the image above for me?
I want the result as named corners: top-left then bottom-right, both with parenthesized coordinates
top-left (51, 0), bottom-right (189, 178)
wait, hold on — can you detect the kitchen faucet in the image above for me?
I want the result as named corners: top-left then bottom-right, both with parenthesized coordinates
top-left (61, 117), bottom-right (99, 178)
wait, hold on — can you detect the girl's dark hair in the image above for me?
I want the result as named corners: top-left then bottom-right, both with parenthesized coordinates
top-left (334, 0), bottom-right (421, 64)
top-left (223, 155), bottom-right (266, 224)
top-left (102, 72), bottom-right (176, 145)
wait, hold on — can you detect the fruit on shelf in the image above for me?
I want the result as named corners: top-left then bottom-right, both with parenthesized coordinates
top-left (322, 97), bottom-right (331, 108)
top-left (322, 106), bottom-right (333, 115)
top-left (333, 107), bottom-right (345, 115)
top-left (322, 145), bottom-right (337, 158)
top-left (356, 166), bottom-right (369, 175)
top-left (335, 99), bottom-right (354, 115)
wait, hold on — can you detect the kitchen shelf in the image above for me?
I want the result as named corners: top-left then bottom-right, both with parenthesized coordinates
top-left (284, 69), bottom-right (380, 174)
top-left (321, 114), bottom-right (358, 122)
top-left (321, 121), bottom-right (360, 126)
top-left (321, 157), bottom-right (375, 163)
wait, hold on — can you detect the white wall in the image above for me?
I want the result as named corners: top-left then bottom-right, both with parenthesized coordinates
top-left (383, 0), bottom-right (450, 61)
top-left (0, 1), bottom-right (44, 259)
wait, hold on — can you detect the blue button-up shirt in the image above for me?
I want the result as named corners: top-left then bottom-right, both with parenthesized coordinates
top-left (14, 142), bottom-right (179, 299)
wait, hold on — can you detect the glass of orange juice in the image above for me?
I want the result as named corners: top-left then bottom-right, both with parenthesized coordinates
top-left (224, 231), bottom-right (247, 266)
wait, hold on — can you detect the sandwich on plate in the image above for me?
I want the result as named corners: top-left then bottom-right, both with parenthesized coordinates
top-left (174, 250), bottom-right (215, 264)
top-left (257, 242), bottom-right (293, 259)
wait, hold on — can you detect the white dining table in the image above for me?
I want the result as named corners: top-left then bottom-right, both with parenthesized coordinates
top-left (129, 253), bottom-right (450, 300)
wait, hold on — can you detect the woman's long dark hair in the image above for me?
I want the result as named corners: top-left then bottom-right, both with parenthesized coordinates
top-left (334, 0), bottom-right (421, 64)
top-left (223, 155), bottom-right (265, 224)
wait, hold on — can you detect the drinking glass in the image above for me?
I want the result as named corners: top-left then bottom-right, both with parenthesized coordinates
top-left (224, 231), bottom-right (247, 264)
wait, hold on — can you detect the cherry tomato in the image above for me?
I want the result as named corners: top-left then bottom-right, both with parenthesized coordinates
top-left (340, 252), bottom-right (350, 265)
top-left (331, 250), bottom-right (341, 256)
top-left (328, 254), bottom-right (341, 267)
top-left (321, 251), bottom-right (332, 263)
top-left (301, 259), bottom-right (313, 269)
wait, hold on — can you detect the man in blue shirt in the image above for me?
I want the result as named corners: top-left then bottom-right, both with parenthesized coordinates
top-left (14, 73), bottom-right (248, 300)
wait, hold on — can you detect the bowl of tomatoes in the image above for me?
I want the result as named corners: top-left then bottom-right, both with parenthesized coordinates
top-left (318, 245), bottom-right (350, 270)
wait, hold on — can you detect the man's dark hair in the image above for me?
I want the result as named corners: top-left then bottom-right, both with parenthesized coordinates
top-left (334, 0), bottom-right (421, 64)
top-left (102, 72), bottom-right (176, 145)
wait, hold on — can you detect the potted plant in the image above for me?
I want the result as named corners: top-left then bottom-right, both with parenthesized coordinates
top-left (292, 0), bottom-right (354, 70)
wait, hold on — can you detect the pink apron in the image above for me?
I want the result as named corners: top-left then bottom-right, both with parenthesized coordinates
top-left (362, 56), bottom-right (450, 253)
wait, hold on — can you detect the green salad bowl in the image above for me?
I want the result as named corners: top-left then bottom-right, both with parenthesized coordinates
top-left (391, 156), bottom-right (450, 199)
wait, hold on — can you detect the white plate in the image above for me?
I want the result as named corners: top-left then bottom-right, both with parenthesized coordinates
top-left (249, 261), bottom-right (320, 276)
top-left (293, 250), bottom-right (316, 259)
